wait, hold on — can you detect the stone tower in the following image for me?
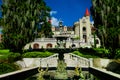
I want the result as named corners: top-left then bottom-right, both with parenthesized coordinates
top-left (74, 8), bottom-right (92, 43)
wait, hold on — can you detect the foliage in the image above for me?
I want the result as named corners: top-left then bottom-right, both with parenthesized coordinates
top-left (0, 63), bottom-right (19, 75)
top-left (91, 0), bottom-right (120, 58)
top-left (73, 51), bottom-right (82, 56)
top-left (93, 48), bottom-right (110, 58)
top-left (0, 50), bottom-right (10, 62)
top-left (73, 36), bottom-right (80, 40)
top-left (0, 49), bottom-right (10, 54)
top-left (114, 49), bottom-right (120, 59)
top-left (0, 51), bottom-right (21, 63)
top-left (72, 48), bottom-right (114, 58)
top-left (8, 52), bottom-right (21, 62)
top-left (0, 55), bottom-right (8, 63)
top-left (73, 50), bottom-right (99, 58)
top-left (1, 0), bottom-right (52, 53)
top-left (22, 51), bottom-right (54, 58)
top-left (0, 43), bottom-right (4, 49)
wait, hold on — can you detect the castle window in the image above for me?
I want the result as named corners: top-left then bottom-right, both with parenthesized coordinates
top-left (83, 27), bottom-right (86, 32)
top-left (47, 43), bottom-right (52, 48)
top-left (33, 43), bottom-right (39, 49)
top-left (96, 39), bottom-right (99, 44)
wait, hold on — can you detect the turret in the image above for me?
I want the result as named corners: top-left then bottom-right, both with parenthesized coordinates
top-left (85, 8), bottom-right (90, 16)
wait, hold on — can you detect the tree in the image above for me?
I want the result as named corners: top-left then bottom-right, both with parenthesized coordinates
top-left (91, 0), bottom-right (120, 58)
top-left (1, 0), bottom-right (52, 53)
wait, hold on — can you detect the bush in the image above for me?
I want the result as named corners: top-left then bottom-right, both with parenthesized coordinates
top-left (0, 63), bottom-right (19, 75)
top-left (0, 43), bottom-right (4, 49)
top-left (72, 50), bottom-right (99, 58)
top-left (22, 51), bottom-right (54, 58)
top-left (0, 49), bottom-right (10, 54)
top-left (78, 48), bottom-right (95, 55)
top-left (8, 53), bottom-right (21, 63)
top-left (93, 48), bottom-right (110, 58)
top-left (73, 51), bottom-right (82, 56)
top-left (114, 49), bottom-right (120, 59)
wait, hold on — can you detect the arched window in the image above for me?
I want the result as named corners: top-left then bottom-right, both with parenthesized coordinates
top-left (83, 27), bottom-right (86, 32)
top-left (96, 39), bottom-right (99, 44)
top-left (71, 44), bottom-right (76, 48)
top-left (47, 43), bottom-right (52, 48)
top-left (33, 43), bottom-right (39, 49)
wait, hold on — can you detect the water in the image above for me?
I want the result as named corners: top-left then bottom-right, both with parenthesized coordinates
top-left (25, 70), bottom-right (100, 80)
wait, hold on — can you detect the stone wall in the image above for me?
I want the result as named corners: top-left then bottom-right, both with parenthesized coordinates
top-left (93, 58), bottom-right (120, 74)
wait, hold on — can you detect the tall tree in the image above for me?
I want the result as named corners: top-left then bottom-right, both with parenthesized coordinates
top-left (91, 0), bottom-right (120, 58)
top-left (1, 0), bottom-right (52, 52)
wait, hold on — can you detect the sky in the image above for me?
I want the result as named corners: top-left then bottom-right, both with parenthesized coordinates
top-left (45, 0), bottom-right (93, 27)
top-left (0, 0), bottom-right (93, 27)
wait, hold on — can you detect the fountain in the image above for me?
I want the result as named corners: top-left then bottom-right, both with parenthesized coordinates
top-left (54, 21), bottom-right (68, 79)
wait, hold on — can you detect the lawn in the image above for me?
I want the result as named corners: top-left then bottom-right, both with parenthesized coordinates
top-left (0, 49), bottom-right (10, 55)
top-left (0, 49), bottom-right (10, 62)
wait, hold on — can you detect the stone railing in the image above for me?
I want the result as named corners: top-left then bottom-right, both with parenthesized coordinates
top-left (22, 54), bottom-right (58, 68)
top-left (40, 54), bottom-right (58, 67)
top-left (68, 53), bottom-right (90, 67)
top-left (34, 38), bottom-right (57, 42)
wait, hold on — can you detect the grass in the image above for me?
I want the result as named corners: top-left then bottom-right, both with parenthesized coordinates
top-left (22, 51), bottom-right (54, 58)
top-left (72, 51), bottom-right (99, 58)
top-left (0, 49), bottom-right (10, 62)
top-left (0, 49), bottom-right (21, 63)
top-left (0, 49), bottom-right (10, 55)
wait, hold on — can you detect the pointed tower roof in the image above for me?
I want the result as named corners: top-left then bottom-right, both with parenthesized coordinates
top-left (85, 8), bottom-right (90, 16)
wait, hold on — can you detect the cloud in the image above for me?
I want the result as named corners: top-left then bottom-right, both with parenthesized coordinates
top-left (91, 21), bottom-right (94, 24)
top-left (50, 11), bottom-right (57, 15)
top-left (50, 11), bottom-right (59, 26)
top-left (51, 17), bottom-right (59, 27)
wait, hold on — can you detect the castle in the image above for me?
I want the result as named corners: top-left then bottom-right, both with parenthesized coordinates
top-left (24, 8), bottom-right (100, 49)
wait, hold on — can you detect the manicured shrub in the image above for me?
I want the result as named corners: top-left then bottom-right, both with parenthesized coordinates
top-left (22, 51), bottom-right (54, 58)
top-left (0, 49), bottom-right (10, 55)
top-left (93, 48), bottom-right (110, 58)
top-left (72, 50), bottom-right (99, 58)
top-left (8, 52), bottom-right (21, 62)
top-left (0, 63), bottom-right (19, 75)
top-left (73, 51), bottom-right (82, 56)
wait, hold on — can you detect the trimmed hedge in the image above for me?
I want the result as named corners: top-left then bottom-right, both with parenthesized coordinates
top-left (0, 52), bottom-right (21, 63)
top-left (0, 63), bottom-right (19, 75)
top-left (22, 51), bottom-right (54, 58)
top-left (73, 51), bottom-right (99, 58)
top-left (78, 48), bottom-right (111, 58)
top-left (8, 53), bottom-right (21, 63)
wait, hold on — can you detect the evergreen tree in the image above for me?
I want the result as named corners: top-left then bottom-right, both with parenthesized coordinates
top-left (1, 0), bottom-right (52, 53)
top-left (91, 0), bottom-right (120, 58)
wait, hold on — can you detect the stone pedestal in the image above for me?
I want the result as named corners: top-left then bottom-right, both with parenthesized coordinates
top-left (54, 59), bottom-right (68, 79)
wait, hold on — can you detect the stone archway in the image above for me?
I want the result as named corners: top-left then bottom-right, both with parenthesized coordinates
top-left (47, 43), bottom-right (52, 48)
top-left (83, 35), bottom-right (87, 42)
top-left (72, 44), bottom-right (76, 48)
top-left (33, 43), bottom-right (39, 49)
